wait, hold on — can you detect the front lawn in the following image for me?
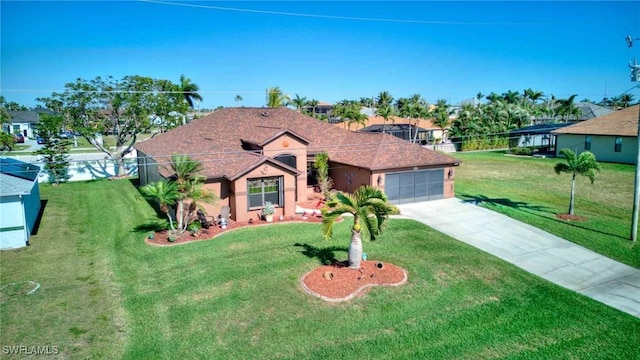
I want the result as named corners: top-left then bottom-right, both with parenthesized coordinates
top-left (454, 151), bottom-right (640, 268)
top-left (1, 180), bottom-right (638, 359)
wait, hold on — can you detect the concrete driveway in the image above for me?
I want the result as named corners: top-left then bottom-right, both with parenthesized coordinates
top-left (397, 198), bottom-right (640, 318)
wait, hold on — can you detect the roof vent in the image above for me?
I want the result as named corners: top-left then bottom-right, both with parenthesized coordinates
top-left (261, 111), bottom-right (269, 117)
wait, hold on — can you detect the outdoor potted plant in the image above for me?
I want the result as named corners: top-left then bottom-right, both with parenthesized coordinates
top-left (262, 201), bottom-right (275, 223)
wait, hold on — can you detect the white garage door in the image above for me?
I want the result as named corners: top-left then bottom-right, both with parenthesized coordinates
top-left (385, 169), bottom-right (444, 204)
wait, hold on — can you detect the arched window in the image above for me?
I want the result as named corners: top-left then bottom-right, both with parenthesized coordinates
top-left (274, 154), bottom-right (297, 169)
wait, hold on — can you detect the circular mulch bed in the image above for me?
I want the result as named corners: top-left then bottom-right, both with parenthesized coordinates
top-left (300, 261), bottom-right (407, 302)
top-left (146, 213), bottom-right (334, 246)
top-left (556, 214), bottom-right (587, 222)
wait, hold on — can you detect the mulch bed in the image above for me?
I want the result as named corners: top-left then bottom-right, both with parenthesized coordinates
top-left (300, 261), bottom-right (408, 302)
top-left (556, 214), bottom-right (587, 222)
top-left (146, 213), bottom-right (331, 246)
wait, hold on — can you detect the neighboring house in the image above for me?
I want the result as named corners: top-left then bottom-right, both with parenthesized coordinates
top-left (339, 115), bottom-right (444, 144)
top-left (534, 102), bottom-right (614, 124)
top-left (509, 123), bottom-right (572, 152)
top-left (551, 104), bottom-right (639, 164)
top-left (0, 158), bottom-right (41, 250)
top-left (135, 108), bottom-right (460, 222)
top-left (302, 101), bottom-right (334, 118)
top-left (6, 108), bottom-right (56, 138)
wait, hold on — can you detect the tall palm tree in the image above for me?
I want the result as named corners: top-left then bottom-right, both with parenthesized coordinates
top-left (375, 105), bottom-right (395, 134)
top-left (307, 98), bottom-right (319, 116)
top-left (291, 94), bottom-right (307, 112)
top-left (620, 93), bottom-right (634, 108)
top-left (266, 87), bottom-right (290, 108)
top-left (433, 99), bottom-right (451, 142)
top-left (376, 91), bottom-right (394, 107)
top-left (234, 94), bottom-right (243, 105)
top-left (321, 186), bottom-right (397, 269)
top-left (554, 148), bottom-right (600, 215)
top-left (555, 94), bottom-right (579, 122)
top-left (179, 74), bottom-right (203, 109)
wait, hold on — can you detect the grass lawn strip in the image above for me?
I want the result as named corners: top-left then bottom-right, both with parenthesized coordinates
top-left (454, 151), bottom-right (639, 268)
top-left (0, 180), bottom-right (638, 359)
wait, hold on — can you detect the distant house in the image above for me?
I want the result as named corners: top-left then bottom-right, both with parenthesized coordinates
top-left (0, 158), bottom-right (41, 250)
top-left (6, 108), bottom-right (56, 138)
top-left (551, 105), bottom-right (639, 164)
top-left (135, 108), bottom-right (460, 223)
top-left (340, 115), bottom-right (444, 145)
top-left (534, 102), bottom-right (614, 124)
top-left (302, 101), bottom-right (334, 118)
top-left (509, 123), bottom-right (572, 152)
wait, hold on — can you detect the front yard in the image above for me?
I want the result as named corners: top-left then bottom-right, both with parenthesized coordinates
top-left (454, 151), bottom-right (640, 268)
top-left (1, 180), bottom-right (638, 359)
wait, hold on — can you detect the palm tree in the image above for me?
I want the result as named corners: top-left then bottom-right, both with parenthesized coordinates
top-left (375, 105), bottom-right (395, 134)
top-left (234, 94), bottom-right (243, 105)
top-left (554, 148), bottom-right (600, 215)
top-left (266, 87), bottom-right (290, 108)
top-left (165, 154), bottom-right (217, 233)
top-left (140, 180), bottom-right (180, 231)
top-left (291, 94), bottom-right (307, 112)
top-left (376, 91), bottom-right (394, 107)
top-left (307, 99), bottom-right (319, 116)
top-left (432, 99), bottom-right (451, 143)
top-left (179, 74), bottom-right (203, 109)
top-left (555, 94), bottom-right (579, 122)
top-left (620, 93), bottom-right (634, 108)
top-left (321, 186), bottom-right (397, 269)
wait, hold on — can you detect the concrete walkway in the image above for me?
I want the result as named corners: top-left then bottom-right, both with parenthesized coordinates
top-left (397, 198), bottom-right (640, 319)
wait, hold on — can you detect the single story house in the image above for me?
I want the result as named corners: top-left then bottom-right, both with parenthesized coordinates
top-left (509, 123), bottom-right (572, 152)
top-left (551, 104), bottom-right (639, 164)
top-left (0, 158), bottom-right (41, 250)
top-left (5, 108), bottom-right (55, 138)
top-left (338, 115), bottom-right (444, 143)
top-left (135, 108), bottom-right (460, 222)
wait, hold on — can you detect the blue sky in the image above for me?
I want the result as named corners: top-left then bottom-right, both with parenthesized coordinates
top-left (2, 1), bottom-right (639, 109)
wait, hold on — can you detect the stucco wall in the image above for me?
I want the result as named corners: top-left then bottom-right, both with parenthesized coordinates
top-left (230, 163), bottom-right (298, 222)
top-left (556, 134), bottom-right (637, 164)
top-left (329, 163), bottom-right (373, 194)
top-left (262, 133), bottom-right (308, 202)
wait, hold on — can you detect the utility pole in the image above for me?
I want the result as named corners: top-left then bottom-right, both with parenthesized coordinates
top-left (628, 35), bottom-right (640, 242)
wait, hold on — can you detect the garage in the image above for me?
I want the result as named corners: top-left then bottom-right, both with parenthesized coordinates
top-left (384, 169), bottom-right (444, 204)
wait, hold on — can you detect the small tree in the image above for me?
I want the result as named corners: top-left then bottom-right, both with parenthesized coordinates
top-left (321, 186), bottom-right (397, 269)
top-left (554, 148), bottom-right (600, 215)
top-left (140, 155), bottom-right (217, 235)
top-left (35, 114), bottom-right (71, 184)
top-left (313, 151), bottom-right (333, 200)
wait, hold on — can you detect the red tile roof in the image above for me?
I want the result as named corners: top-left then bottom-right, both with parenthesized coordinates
top-left (551, 105), bottom-right (639, 137)
top-left (135, 107), bottom-right (459, 179)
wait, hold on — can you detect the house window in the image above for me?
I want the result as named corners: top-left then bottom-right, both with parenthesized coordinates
top-left (614, 137), bottom-right (622, 152)
top-left (307, 161), bottom-right (318, 186)
top-left (13, 125), bottom-right (20, 134)
top-left (274, 154), bottom-right (296, 169)
top-left (584, 135), bottom-right (592, 150)
top-left (247, 177), bottom-right (282, 209)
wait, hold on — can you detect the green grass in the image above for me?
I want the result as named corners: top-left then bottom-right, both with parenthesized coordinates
top-left (454, 151), bottom-right (640, 268)
top-left (1, 180), bottom-right (639, 359)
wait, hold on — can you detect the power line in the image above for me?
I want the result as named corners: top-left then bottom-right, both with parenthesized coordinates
top-left (138, 0), bottom-right (556, 26)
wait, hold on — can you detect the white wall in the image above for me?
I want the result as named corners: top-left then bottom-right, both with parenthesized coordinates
top-left (0, 196), bottom-right (27, 249)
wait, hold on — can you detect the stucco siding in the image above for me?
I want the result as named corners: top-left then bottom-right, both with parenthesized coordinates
top-left (556, 134), bottom-right (637, 164)
top-left (231, 163), bottom-right (297, 222)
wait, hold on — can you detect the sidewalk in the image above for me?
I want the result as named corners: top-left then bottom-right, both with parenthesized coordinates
top-left (397, 198), bottom-right (640, 318)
